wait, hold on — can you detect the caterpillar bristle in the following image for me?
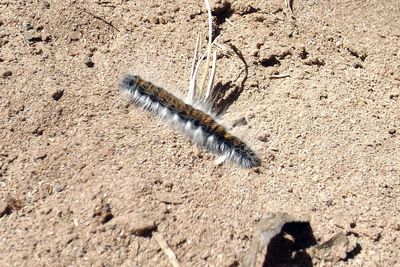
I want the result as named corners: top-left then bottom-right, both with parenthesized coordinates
top-left (120, 74), bottom-right (261, 168)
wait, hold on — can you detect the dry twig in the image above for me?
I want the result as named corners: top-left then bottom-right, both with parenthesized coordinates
top-left (270, 73), bottom-right (291, 79)
top-left (81, 8), bottom-right (120, 32)
top-left (153, 232), bottom-right (181, 267)
top-left (198, 0), bottom-right (213, 97)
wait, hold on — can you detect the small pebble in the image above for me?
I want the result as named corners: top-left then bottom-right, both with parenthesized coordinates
top-left (93, 201), bottom-right (113, 224)
top-left (0, 198), bottom-right (22, 218)
top-left (0, 201), bottom-right (9, 218)
top-left (53, 184), bottom-right (64, 193)
top-left (26, 34), bottom-right (42, 43)
top-left (257, 133), bottom-right (270, 142)
top-left (130, 219), bottom-right (157, 236)
top-left (52, 89), bottom-right (64, 101)
top-left (23, 22), bottom-right (34, 30)
top-left (320, 92), bottom-right (328, 100)
top-left (85, 57), bottom-right (95, 68)
top-left (2, 70), bottom-right (12, 78)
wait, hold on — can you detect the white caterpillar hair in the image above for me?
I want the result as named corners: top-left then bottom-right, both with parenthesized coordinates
top-left (120, 75), bottom-right (260, 168)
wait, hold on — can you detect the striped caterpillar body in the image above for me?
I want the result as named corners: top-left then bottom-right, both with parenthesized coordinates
top-left (120, 75), bottom-right (261, 168)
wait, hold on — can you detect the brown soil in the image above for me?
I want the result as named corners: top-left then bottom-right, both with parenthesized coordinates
top-left (1, 0), bottom-right (399, 266)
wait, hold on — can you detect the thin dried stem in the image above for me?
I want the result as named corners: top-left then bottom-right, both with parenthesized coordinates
top-left (198, 0), bottom-right (213, 98)
top-left (205, 50), bottom-right (217, 100)
top-left (153, 232), bottom-right (181, 267)
top-left (188, 32), bottom-right (200, 102)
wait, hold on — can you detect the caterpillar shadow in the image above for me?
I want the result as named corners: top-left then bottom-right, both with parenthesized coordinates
top-left (212, 44), bottom-right (249, 117)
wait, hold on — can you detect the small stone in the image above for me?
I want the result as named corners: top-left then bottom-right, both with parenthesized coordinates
top-left (320, 92), bottom-right (328, 100)
top-left (85, 57), bottom-right (95, 68)
top-left (113, 214), bottom-right (157, 237)
top-left (335, 38), bottom-right (343, 48)
top-left (51, 89), bottom-right (64, 101)
top-left (32, 127), bottom-right (44, 136)
top-left (0, 198), bottom-right (22, 218)
top-left (200, 250), bottom-right (210, 259)
top-left (25, 34), bottom-right (42, 43)
top-left (93, 201), bottom-right (113, 224)
top-left (257, 133), bottom-right (270, 142)
top-left (39, 207), bottom-right (53, 215)
top-left (53, 184), bottom-right (64, 193)
top-left (44, 1), bottom-right (50, 8)
top-left (69, 32), bottom-right (80, 42)
top-left (159, 202), bottom-right (169, 214)
top-left (42, 34), bottom-right (52, 43)
top-left (369, 228), bottom-right (382, 242)
top-left (23, 22), bottom-right (34, 30)
top-left (388, 129), bottom-right (396, 135)
top-left (2, 70), bottom-right (12, 78)
top-left (304, 57), bottom-right (325, 66)
top-left (130, 219), bottom-right (157, 236)
top-left (259, 55), bottom-right (280, 67)
top-left (319, 192), bottom-right (331, 202)
top-left (253, 15), bottom-right (266, 22)
top-left (0, 201), bottom-right (9, 218)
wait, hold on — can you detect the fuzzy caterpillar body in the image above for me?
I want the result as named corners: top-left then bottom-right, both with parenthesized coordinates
top-left (120, 75), bottom-right (261, 168)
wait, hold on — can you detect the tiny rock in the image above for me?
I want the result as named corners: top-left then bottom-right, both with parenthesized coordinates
top-left (93, 201), bottom-right (113, 224)
top-left (2, 70), bottom-right (12, 78)
top-left (85, 57), bottom-right (95, 68)
top-left (25, 34), bottom-right (42, 43)
top-left (53, 184), bottom-right (65, 193)
top-left (130, 219), bottom-right (157, 236)
top-left (257, 133), bottom-right (270, 142)
top-left (113, 214), bottom-right (157, 237)
top-left (51, 89), bottom-right (64, 101)
top-left (0, 201), bottom-right (9, 218)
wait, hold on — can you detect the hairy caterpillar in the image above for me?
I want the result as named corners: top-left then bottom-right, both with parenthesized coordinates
top-left (120, 75), bottom-right (261, 168)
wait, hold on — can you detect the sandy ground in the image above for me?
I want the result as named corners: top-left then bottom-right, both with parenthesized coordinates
top-left (1, 0), bottom-right (399, 266)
